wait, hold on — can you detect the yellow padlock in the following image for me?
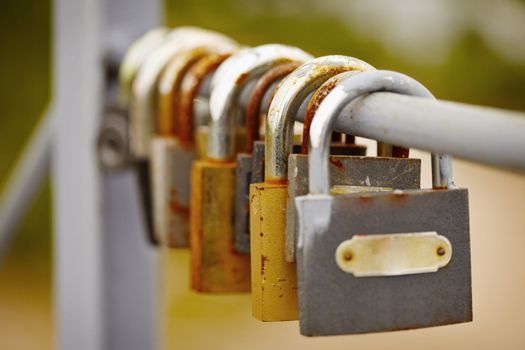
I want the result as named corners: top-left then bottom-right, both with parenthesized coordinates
top-left (250, 55), bottom-right (374, 321)
top-left (190, 44), bottom-right (312, 292)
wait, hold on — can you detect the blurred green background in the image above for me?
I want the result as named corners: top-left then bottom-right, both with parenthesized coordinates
top-left (1, 0), bottom-right (524, 348)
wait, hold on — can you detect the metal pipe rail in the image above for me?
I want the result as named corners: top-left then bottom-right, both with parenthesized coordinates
top-left (295, 92), bottom-right (525, 174)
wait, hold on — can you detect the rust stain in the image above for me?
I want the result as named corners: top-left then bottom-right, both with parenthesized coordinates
top-left (170, 189), bottom-right (189, 214)
top-left (264, 178), bottom-right (289, 186)
top-left (261, 255), bottom-right (270, 275)
top-left (392, 145), bottom-right (410, 158)
top-left (159, 48), bottom-right (207, 137)
top-left (302, 78), bottom-right (339, 154)
top-left (235, 72), bottom-right (250, 85)
top-left (245, 61), bottom-right (300, 154)
top-left (329, 157), bottom-right (344, 168)
top-left (358, 196), bottom-right (373, 205)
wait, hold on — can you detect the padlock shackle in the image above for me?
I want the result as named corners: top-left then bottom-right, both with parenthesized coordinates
top-left (177, 53), bottom-right (232, 146)
top-left (301, 71), bottom-right (410, 157)
top-left (157, 47), bottom-right (209, 137)
top-left (207, 44), bottom-right (313, 161)
top-left (308, 70), bottom-right (454, 195)
top-left (245, 61), bottom-right (301, 154)
top-left (130, 27), bottom-right (238, 158)
top-left (118, 27), bottom-right (170, 107)
top-left (264, 55), bottom-right (374, 183)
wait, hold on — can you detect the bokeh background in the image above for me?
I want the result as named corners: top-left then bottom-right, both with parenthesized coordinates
top-left (1, 0), bottom-right (525, 349)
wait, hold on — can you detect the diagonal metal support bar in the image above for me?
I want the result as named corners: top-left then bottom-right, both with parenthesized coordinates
top-left (0, 110), bottom-right (55, 260)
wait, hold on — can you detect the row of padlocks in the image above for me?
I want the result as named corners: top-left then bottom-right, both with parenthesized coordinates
top-left (103, 26), bottom-right (472, 337)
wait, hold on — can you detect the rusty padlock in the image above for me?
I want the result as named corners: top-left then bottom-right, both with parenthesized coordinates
top-left (151, 45), bottom-right (238, 247)
top-left (241, 61), bottom-right (371, 255)
top-left (285, 70), bottom-right (422, 262)
top-left (295, 70), bottom-right (472, 336)
top-left (129, 27), bottom-right (238, 244)
top-left (189, 44), bottom-right (312, 293)
top-left (249, 55), bottom-right (377, 321)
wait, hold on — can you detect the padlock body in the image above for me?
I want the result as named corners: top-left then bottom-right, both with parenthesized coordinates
top-left (190, 160), bottom-right (251, 292)
top-left (234, 153), bottom-right (253, 253)
top-left (250, 183), bottom-right (298, 321)
top-left (295, 188), bottom-right (472, 336)
top-left (151, 137), bottom-right (196, 247)
top-left (286, 155), bottom-right (421, 262)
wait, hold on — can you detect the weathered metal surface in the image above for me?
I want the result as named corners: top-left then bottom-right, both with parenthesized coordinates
top-left (335, 231), bottom-right (452, 276)
top-left (150, 137), bottom-right (176, 246)
top-left (167, 141), bottom-right (196, 247)
top-left (295, 189), bottom-right (472, 336)
top-left (250, 183), bottom-right (298, 321)
top-left (234, 154), bottom-right (253, 253)
top-left (285, 155), bottom-right (421, 262)
top-left (190, 160), bottom-right (251, 292)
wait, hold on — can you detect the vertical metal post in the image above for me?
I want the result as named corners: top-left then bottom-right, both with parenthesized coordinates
top-left (53, 0), bottom-right (161, 349)
top-left (53, 1), bottom-right (104, 348)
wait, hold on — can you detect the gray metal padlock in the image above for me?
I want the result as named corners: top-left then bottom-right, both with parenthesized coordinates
top-left (285, 70), bottom-right (421, 262)
top-left (295, 70), bottom-right (472, 336)
top-left (234, 61), bottom-right (303, 254)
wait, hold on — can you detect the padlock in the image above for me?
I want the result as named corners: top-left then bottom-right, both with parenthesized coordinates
top-left (285, 70), bottom-right (421, 262)
top-left (295, 70), bottom-right (472, 336)
top-left (234, 61), bottom-right (303, 254)
top-left (129, 27), bottom-right (238, 243)
top-left (236, 62), bottom-right (370, 254)
top-left (249, 55), bottom-right (375, 321)
top-left (190, 44), bottom-right (312, 293)
top-left (151, 46), bottom-right (237, 247)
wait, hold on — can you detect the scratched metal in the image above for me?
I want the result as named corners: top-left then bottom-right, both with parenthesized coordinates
top-left (286, 155), bottom-right (421, 262)
top-left (295, 188), bottom-right (472, 336)
top-left (234, 141), bottom-right (367, 253)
